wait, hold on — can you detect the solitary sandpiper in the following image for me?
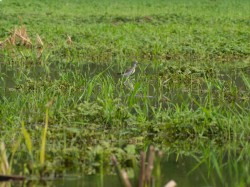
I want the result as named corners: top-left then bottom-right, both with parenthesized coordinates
top-left (118, 61), bottom-right (138, 77)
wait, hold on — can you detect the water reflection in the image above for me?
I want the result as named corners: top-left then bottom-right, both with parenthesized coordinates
top-left (2, 152), bottom-right (246, 187)
top-left (1, 62), bottom-right (249, 114)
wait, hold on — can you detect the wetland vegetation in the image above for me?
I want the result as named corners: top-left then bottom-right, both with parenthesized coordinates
top-left (0, 0), bottom-right (250, 186)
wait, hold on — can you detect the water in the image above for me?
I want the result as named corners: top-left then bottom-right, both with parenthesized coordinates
top-left (0, 154), bottom-right (231, 187)
top-left (1, 62), bottom-right (249, 106)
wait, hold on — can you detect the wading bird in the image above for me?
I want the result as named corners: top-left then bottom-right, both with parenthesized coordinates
top-left (118, 61), bottom-right (138, 77)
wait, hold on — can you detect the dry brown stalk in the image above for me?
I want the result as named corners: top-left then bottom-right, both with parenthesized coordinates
top-left (15, 32), bottom-right (32, 46)
top-left (121, 170), bottom-right (132, 187)
top-left (138, 151), bottom-right (146, 187)
top-left (36, 34), bottom-right (44, 47)
top-left (20, 26), bottom-right (30, 45)
top-left (112, 155), bottom-right (133, 187)
top-left (67, 35), bottom-right (73, 45)
top-left (145, 146), bottom-right (155, 184)
top-left (0, 26), bottom-right (39, 49)
top-left (36, 34), bottom-right (44, 59)
top-left (7, 26), bottom-right (32, 46)
top-left (10, 29), bottom-right (17, 45)
top-left (112, 146), bottom-right (177, 187)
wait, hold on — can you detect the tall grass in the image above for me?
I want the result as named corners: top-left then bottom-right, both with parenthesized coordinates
top-left (40, 99), bottom-right (53, 165)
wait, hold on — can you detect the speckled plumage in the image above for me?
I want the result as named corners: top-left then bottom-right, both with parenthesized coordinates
top-left (118, 61), bottom-right (138, 77)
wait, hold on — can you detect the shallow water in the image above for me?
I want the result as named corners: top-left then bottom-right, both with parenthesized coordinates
top-left (1, 154), bottom-right (230, 187)
top-left (1, 62), bottom-right (249, 103)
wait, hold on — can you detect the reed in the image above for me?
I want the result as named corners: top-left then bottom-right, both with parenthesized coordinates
top-left (112, 146), bottom-right (176, 187)
top-left (40, 99), bottom-right (53, 165)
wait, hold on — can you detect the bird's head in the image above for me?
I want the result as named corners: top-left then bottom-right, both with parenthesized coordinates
top-left (133, 61), bottom-right (138, 66)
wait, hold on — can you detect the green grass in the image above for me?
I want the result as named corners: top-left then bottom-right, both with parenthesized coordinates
top-left (1, 0), bottom-right (249, 63)
top-left (0, 0), bottom-right (250, 186)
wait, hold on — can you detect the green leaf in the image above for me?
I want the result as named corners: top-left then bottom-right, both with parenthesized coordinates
top-left (21, 121), bottom-right (33, 156)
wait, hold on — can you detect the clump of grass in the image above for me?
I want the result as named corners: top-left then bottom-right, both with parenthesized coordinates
top-left (0, 26), bottom-right (32, 47)
top-left (0, 25), bottom-right (47, 65)
top-left (12, 99), bottom-right (55, 177)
